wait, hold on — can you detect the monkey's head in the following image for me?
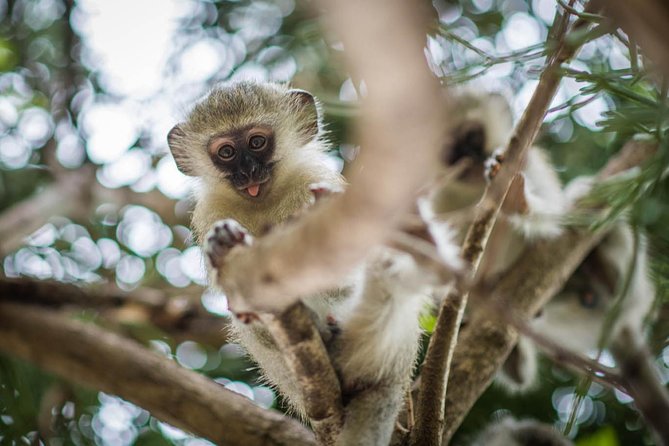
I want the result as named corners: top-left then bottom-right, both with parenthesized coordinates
top-left (167, 81), bottom-right (321, 199)
top-left (432, 91), bottom-right (514, 213)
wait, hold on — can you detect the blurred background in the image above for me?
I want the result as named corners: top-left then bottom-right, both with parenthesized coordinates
top-left (0, 0), bottom-right (668, 445)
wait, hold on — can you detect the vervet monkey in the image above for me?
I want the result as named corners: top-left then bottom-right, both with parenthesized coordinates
top-left (432, 91), bottom-right (654, 393)
top-left (168, 81), bottom-right (457, 446)
top-left (531, 177), bottom-right (655, 356)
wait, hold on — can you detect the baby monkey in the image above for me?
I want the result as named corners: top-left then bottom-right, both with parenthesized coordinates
top-left (168, 81), bottom-right (455, 446)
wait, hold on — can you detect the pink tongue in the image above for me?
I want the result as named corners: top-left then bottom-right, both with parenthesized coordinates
top-left (247, 184), bottom-right (260, 197)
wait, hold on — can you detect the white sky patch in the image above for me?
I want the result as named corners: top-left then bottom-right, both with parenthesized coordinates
top-left (339, 78), bottom-right (359, 102)
top-left (17, 107), bottom-right (53, 147)
top-left (503, 13), bottom-right (542, 51)
top-left (180, 246), bottom-right (207, 285)
top-left (609, 42), bottom-right (631, 70)
top-left (230, 62), bottom-right (269, 83)
top-left (178, 39), bottom-right (230, 84)
top-left (74, 0), bottom-right (192, 99)
top-left (97, 148), bottom-right (152, 189)
top-left (83, 102), bottom-right (139, 164)
top-left (0, 134), bottom-right (31, 169)
top-left (532, 0), bottom-right (557, 24)
top-left (574, 95), bottom-right (609, 130)
top-left (0, 97), bottom-right (19, 128)
top-left (156, 155), bottom-right (191, 199)
top-left (116, 206), bottom-right (173, 258)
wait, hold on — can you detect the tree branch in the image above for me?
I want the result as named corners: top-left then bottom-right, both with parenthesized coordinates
top-left (612, 328), bottom-right (669, 446)
top-left (412, 5), bottom-right (597, 445)
top-left (0, 301), bottom-right (315, 446)
top-left (0, 278), bottom-right (231, 347)
top-left (0, 167), bottom-right (95, 256)
top-left (261, 304), bottom-right (344, 445)
top-left (510, 316), bottom-right (628, 392)
top-left (441, 139), bottom-right (658, 442)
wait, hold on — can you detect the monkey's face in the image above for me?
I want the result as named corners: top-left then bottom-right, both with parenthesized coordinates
top-left (207, 124), bottom-right (276, 198)
top-left (532, 249), bottom-right (616, 354)
top-left (443, 119), bottom-right (487, 182)
top-left (167, 81), bottom-right (321, 197)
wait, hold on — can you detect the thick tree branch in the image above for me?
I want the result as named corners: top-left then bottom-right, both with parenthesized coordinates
top-left (412, 5), bottom-right (596, 445)
top-left (0, 278), bottom-right (230, 346)
top-left (215, 0), bottom-right (449, 314)
top-left (441, 140), bottom-right (658, 442)
top-left (261, 304), bottom-right (344, 445)
top-left (0, 301), bottom-right (315, 446)
top-left (0, 167), bottom-right (94, 256)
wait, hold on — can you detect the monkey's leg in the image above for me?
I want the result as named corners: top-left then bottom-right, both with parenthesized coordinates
top-left (332, 250), bottom-right (430, 446)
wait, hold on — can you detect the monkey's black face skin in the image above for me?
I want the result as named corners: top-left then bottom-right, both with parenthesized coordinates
top-left (443, 120), bottom-right (488, 181)
top-left (208, 124), bottom-right (276, 198)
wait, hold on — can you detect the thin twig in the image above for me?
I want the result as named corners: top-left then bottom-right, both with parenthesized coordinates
top-left (508, 315), bottom-right (628, 392)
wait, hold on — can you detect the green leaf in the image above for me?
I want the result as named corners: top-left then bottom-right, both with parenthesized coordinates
top-left (576, 425), bottom-right (620, 446)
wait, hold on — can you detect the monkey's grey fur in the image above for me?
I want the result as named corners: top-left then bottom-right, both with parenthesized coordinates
top-left (168, 81), bottom-right (457, 445)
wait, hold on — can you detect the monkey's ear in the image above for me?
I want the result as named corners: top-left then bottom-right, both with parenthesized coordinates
top-left (167, 124), bottom-right (197, 176)
top-left (288, 89), bottom-right (320, 142)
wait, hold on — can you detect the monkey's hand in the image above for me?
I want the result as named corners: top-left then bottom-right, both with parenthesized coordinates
top-left (205, 219), bottom-right (253, 270)
top-left (484, 147), bottom-right (505, 182)
top-left (308, 181), bottom-right (345, 203)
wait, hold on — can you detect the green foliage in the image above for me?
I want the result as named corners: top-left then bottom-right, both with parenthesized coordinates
top-left (576, 426), bottom-right (620, 446)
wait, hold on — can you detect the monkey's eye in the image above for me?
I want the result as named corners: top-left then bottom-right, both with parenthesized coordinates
top-left (578, 291), bottom-right (599, 309)
top-left (217, 145), bottom-right (236, 161)
top-left (248, 135), bottom-right (267, 151)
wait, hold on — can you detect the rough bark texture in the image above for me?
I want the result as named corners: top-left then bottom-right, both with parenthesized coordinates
top-left (262, 303), bottom-right (344, 445)
top-left (0, 302), bottom-right (315, 446)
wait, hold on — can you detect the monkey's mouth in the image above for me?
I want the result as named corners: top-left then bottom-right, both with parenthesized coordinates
top-left (237, 178), bottom-right (270, 198)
